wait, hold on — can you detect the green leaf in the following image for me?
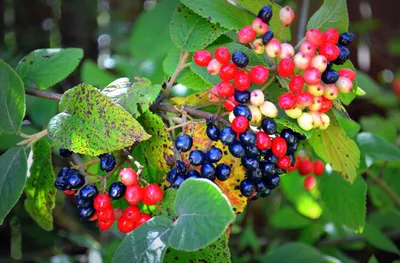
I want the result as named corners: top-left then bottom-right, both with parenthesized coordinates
top-left (263, 242), bottom-right (326, 263)
top-left (270, 206), bottom-right (312, 229)
top-left (319, 173), bottom-right (367, 233)
top-left (26, 94), bottom-right (59, 128)
top-left (363, 223), bottom-right (400, 254)
top-left (80, 60), bottom-right (115, 89)
top-left (307, 0), bottom-right (349, 33)
top-left (112, 216), bottom-right (173, 263)
top-left (48, 83), bottom-right (151, 156)
top-left (181, 0), bottom-right (253, 31)
top-left (153, 188), bottom-right (177, 218)
top-left (0, 147), bottom-right (27, 224)
top-left (171, 4), bottom-right (228, 51)
top-left (24, 140), bottom-right (56, 231)
top-left (10, 216), bottom-right (22, 260)
top-left (368, 166), bottom-right (400, 210)
top-left (236, 0), bottom-right (291, 41)
top-left (356, 71), bottom-right (380, 98)
top-left (0, 60), bottom-right (25, 134)
top-left (239, 221), bottom-right (260, 253)
top-left (168, 179), bottom-right (235, 251)
top-left (309, 113), bottom-right (360, 183)
top-left (360, 116), bottom-right (397, 144)
top-left (333, 109), bottom-right (360, 139)
top-left (356, 132), bottom-right (400, 162)
top-left (101, 77), bottom-right (162, 118)
top-left (16, 48), bottom-right (83, 90)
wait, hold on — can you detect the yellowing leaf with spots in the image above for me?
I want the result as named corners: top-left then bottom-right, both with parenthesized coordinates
top-left (170, 90), bottom-right (210, 106)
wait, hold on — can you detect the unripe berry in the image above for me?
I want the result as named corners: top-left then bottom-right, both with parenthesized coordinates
top-left (229, 111), bottom-right (235, 123)
top-left (279, 43), bottom-right (294, 59)
top-left (319, 97), bottom-right (333, 113)
top-left (248, 105), bottom-right (263, 126)
top-left (278, 92), bottom-right (296, 110)
top-left (279, 6), bottom-right (295, 25)
top-left (209, 85), bottom-right (220, 102)
top-left (319, 113), bottom-right (330, 130)
top-left (278, 58), bottom-right (295, 77)
top-left (304, 176), bottom-right (316, 191)
top-left (193, 50), bottom-right (212, 67)
top-left (119, 168), bottom-right (138, 186)
top-left (234, 70), bottom-right (251, 91)
top-left (319, 43), bottom-right (340, 62)
top-left (307, 83), bottom-right (324, 96)
top-left (252, 18), bottom-right (269, 35)
top-left (306, 28), bottom-right (324, 47)
top-left (308, 96), bottom-right (322, 112)
top-left (303, 67), bottom-right (321, 85)
top-left (297, 112), bottom-right (314, 131)
top-left (207, 59), bottom-right (222, 75)
top-left (214, 47), bottom-right (230, 64)
top-left (219, 63), bottom-right (238, 81)
top-left (285, 106), bottom-right (303, 119)
top-left (259, 101), bottom-right (278, 118)
top-left (309, 111), bottom-right (323, 128)
top-left (238, 26), bottom-right (257, 44)
top-left (323, 28), bottom-right (340, 44)
top-left (217, 81), bottom-right (235, 98)
top-left (232, 116), bottom-right (249, 133)
top-left (314, 160), bottom-right (325, 176)
top-left (252, 38), bottom-right (265, 54)
top-left (224, 96), bottom-right (238, 111)
top-left (294, 52), bottom-right (311, 70)
top-left (300, 41), bottom-right (317, 57)
top-left (250, 89), bottom-right (265, 106)
top-left (323, 84), bottom-right (338, 100)
top-left (289, 75), bottom-right (304, 92)
top-left (311, 55), bottom-right (328, 73)
top-left (250, 66), bottom-right (269, 84)
top-left (295, 91), bottom-right (313, 107)
top-left (265, 38), bottom-right (281, 58)
top-left (335, 77), bottom-right (353, 93)
top-left (338, 68), bottom-right (356, 81)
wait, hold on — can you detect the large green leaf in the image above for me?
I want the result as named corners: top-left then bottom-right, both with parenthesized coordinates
top-left (24, 140), bottom-right (56, 231)
top-left (0, 147), bottom-right (28, 224)
top-left (171, 4), bottom-right (228, 51)
top-left (16, 48), bottom-right (83, 90)
top-left (356, 132), bottom-right (400, 162)
top-left (80, 60), bottom-right (115, 89)
top-left (263, 242), bottom-right (326, 263)
top-left (26, 94), bottom-right (59, 128)
top-left (363, 223), bottom-right (400, 254)
top-left (334, 109), bottom-right (360, 139)
top-left (168, 179), bottom-right (235, 251)
top-left (309, 113), bottom-right (360, 183)
top-left (360, 115), bottom-right (397, 144)
top-left (319, 173), bottom-right (367, 233)
top-left (101, 77), bottom-right (162, 118)
top-left (270, 206), bottom-right (312, 229)
top-left (307, 0), bottom-right (349, 33)
top-left (368, 166), bottom-right (400, 210)
top-left (0, 60), bottom-right (25, 134)
top-left (112, 216), bottom-right (173, 263)
top-left (48, 83), bottom-right (151, 156)
top-left (153, 188), bottom-right (177, 218)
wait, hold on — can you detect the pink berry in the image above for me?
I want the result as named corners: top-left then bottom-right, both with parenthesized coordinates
top-left (335, 77), bottom-right (353, 94)
top-left (295, 91), bottom-right (313, 107)
top-left (319, 43), bottom-right (340, 62)
top-left (214, 47), bottom-right (230, 64)
top-left (252, 39), bottom-right (265, 54)
top-left (294, 52), bottom-right (311, 70)
top-left (250, 89), bottom-right (265, 106)
top-left (209, 85), bottom-right (220, 102)
top-left (308, 96), bottom-right (323, 111)
top-left (338, 68), bottom-right (356, 80)
top-left (278, 58), bottom-right (295, 77)
top-left (250, 66), bottom-right (269, 85)
top-left (304, 176), bottom-right (316, 191)
top-left (323, 84), bottom-right (338, 100)
top-left (323, 28), bottom-right (340, 44)
top-left (238, 26), bottom-right (257, 44)
top-left (234, 70), bottom-right (251, 91)
top-left (306, 28), bottom-right (324, 47)
top-left (119, 168), bottom-right (138, 186)
top-left (207, 59), bottom-right (222, 75)
top-left (219, 63), bottom-right (238, 81)
top-left (279, 6), bottom-right (295, 25)
top-left (300, 41), bottom-right (317, 57)
top-left (307, 83), bottom-right (324, 97)
top-left (265, 38), bottom-right (281, 58)
top-left (311, 55), bottom-right (328, 72)
top-left (289, 75), bottom-right (304, 92)
top-left (252, 18), bottom-right (269, 35)
top-left (279, 43), bottom-right (294, 58)
top-left (278, 92), bottom-right (296, 110)
top-left (303, 67), bottom-right (321, 85)
top-left (217, 81), bottom-right (235, 98)
top-left (309, 111), bottom-right (323, 128)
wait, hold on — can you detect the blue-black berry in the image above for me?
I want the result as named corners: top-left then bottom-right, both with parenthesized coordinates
top-left (260, 161), bottom-right (275, 176)
top-left (257, 5), bottom-right (273, 24)
top-left (234, 90), bottom-right (250, 104)
top-left (59, 147), bottom-right (73, 158)
top-left (206, 123), bottom-right (220, 141)
top-left (266, 174), bottom-right (280, 189)
top-left (185, 170), bottom-right (200, 179)
top-left (280, 128), bottom-right (297, 145)
top-left (333, 45), bottom-right (350, 65)
top-left (66, 169), bottom-right (85, 189)
top-left (232, 51), bottom-right (249, 68)
top-left (79, 185), bottom-right (98, 199)
top-left (166, 168), bottom-right (178, 183)
top-left (262, 31), bottom-right (274, 45)
top-left (206, 147), bottom-right (223, 163)
top-left (245, 145), bottom-right (260, 158)
top-left (79, 206), bottom-right (95, 220)
top-left (175, 134), bottom-right (193, 152)
top-left (201, 163), bottom-right (216, 180)
top-left (241, 156), bottom-right (259, 170)
top-left (261, 118), bottom-right (277, 135)
top-left (75, 195), bottom-right (93, 208)
top-left (189, 150), bottom-right (206, 166)
top-left (247, 168), bottom-right (262, 182)
top-left (58, 167), bottom-right (69, 178)
top-left (229, 141), bottom-right (245, 158)
top-left (215, 164), bottom-right (231, 181)
top-left (338, 32), bottom-right (356, 46)
top-left (263, 149), bottom-right (278, 163)
top-left (234, 105), bottom-right (252, 121)
top-left (108, 182), bottom-right (126, 200)
top-left (172, 175), bottom-right (185, 189)
top-left (176, 160), bottom-right (187, 175)
top-left (220, 127), bottom-right (236, 145)
top-left (240, 179), bottom-right (255, 197)
top-left (239, 130), bottom-right (256, 146)
top-left (99, 153), bottom-right (116, 172)
top-left (321, 68), bottom-right (339, 84)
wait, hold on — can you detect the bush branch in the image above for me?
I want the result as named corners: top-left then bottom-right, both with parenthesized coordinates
top-left (365, 171), bottom-right (400, 208)
top-left (25, 88), bottom-right (62, 101)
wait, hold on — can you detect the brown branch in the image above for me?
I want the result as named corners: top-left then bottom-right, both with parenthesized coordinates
top-left (25, 88), bottom-right (62, 101)
top-left (163, 51), bottom-right (190, 97)
top-left (319, 231), bottom-right (400, 246)
top-left (365, 171), bottom-right (400, 208)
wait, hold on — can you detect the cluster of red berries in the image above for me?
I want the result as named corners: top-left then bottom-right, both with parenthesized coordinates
top-left (288, 156), bottom-right (325, 191)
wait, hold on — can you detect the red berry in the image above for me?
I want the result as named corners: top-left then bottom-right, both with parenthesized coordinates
top-left (214, 47), bottom-right (230, 64)
top-left (314, 160), bottom-right (325, 176)
top-left (255, 131), bottom-right (271, 150)
top-left (278, 58), bottom-right (295, 77)
top-left (94, 194), bottom-right (112, 211)
top-left (137, 213), bottom-right (152, 227)
top-left (338, 68), bottom-right (356, 81)
top-left (298, 159), bottom-right (313, 175)
top-left (304, 176), bottom-right (317, 191)
top-left (323, 28), bottom-right (340, 44)
top-left (250, 66), bottom-right (270, 85)
top-left (277, 155), bottom-right (291, 169)
top-left (278, 92), bottom-right (296, 110)
top-left (234, 70), bottom-right (251, 91)
top-left (219, 63), bottom-right (238, 81)
top-left (252, 18), bottom-right (268, 35)
top-left (97, 207), bottom-right (114, 221)
top-left (295, 91), bottom-right (313, 107)
top-left (209, 85), bottom-right (220, 102)
top-left (223, 96), bottom-right (238, 111)
top-left (303, 67), bottom-right (321, 85)
top-left (89, 214), bottom-right (98, 221)
top-left (289, 75), bottom-right (304, 92)
top-left (142, 184), bottom-right (164, 205)
top-left (123, 206), bottom-right (141, 222)
top-left (306, 28), bottom-right (324, 47)
top-left (287, 156), bottom-right (299, 172)
top-left (63, 189), bottom-right (75, 195)
top-left (118, 216), bottom-right (136, 233)
top-left (124, 185), bottom-right (143, 205)
top-left (319, 43), bottom-right (340, 61)
top-left (193, 50), bottom-right (212, 67)
top-left (271, 137), bottom-right (287, 157)
top-left (98, 218), bottom-right (114, 230)
top-left (114, 208), bottom-right (124, 221)
top-left (319, 97), bottom-right (333, 113)
top-left (238, 26), bottom-right (257, 44)
top-left (265, 38), bottom-right (281, 58)
top-left (119, 168), bottom-right (138, 187)
top-left (217, 81), bottom-right (235, 98)
top-left (231, 116), bottom-right (249, 133)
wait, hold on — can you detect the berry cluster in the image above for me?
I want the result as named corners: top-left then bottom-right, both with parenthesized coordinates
top-left (288, 155), bottom-right (325, 191)
top-left (55, 149), bottom-right (163, 233)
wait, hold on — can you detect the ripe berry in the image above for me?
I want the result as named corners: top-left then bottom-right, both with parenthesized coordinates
top-left (261, 118), bottom-right (277, 135)
top-left (142, 184), bottom-right (164, 205)
top-left (122, 206), bottom-right (140, 223)
top-left (79, 185), bottom-right (98, 200)
top-left (216, 164), bottom-right (231, 181)
top-left (206, 123), bottom-right (220, 141)
top-left (124, 185), bottom-right (143, 205)
top-left (247, 168), bottom-right (262, 182)
top-left (280, 128), bottom-right (297, 145)
top-left (303, 67), bottom-right (321, 85)
top-left (265, 38), bottom-right (281, 58)
top-left (252, 18), bottom-right (268, 35)
top-left (240, 179), bottom-right (255, 197)
top-left (239, 129), bottom-right (256, 146)
top-left (308, 96), bottom-right (323, 112)
top-left (323, 28), bottom-right (340, 44)
top-left (232, 51), bottom-right (249, 68)
top-left (311, 55), bottom-right (328, 73)
top-left (234, 105), bottom-right (252, 121)
top-left (333, 45), bottom-right (350, 65)
top-left (118, 217), bottom-right (136, 233)
top-left (338, 68), bottom-right (356, 81)
top-left (305, 28), bottom-right (324, 47)
top-left (66, 169), bottom-right (85, 189)
top-left (259, 101), bottom-right (278, 118)
top-left (97, 207), bottom-right (114, 221)
top-left (94, 194), bottom-right (112, 211)
top-left (245, 145), bottom-right (260, 158)
top-left (229, 141), bottom-right (245, 158)
top-left (98, 218), bottom-right (114, 231)
top-left (264, 149), bottom-right (278, 164)
top-left (260, 161), bottom-right (275, 176)
top-left (248, 105), bottom-right (263, 125)
top-left (299, 159), bottom-right (313, 175)
top-left (217, 81), bottom-right (235, 98)
top-left (223, 96), bottom-right (238, 111)
top-left (219, 63), bottom-right (238, 81)
top-left (266, 174), bottom-right (280, 189)
top-left (294, 52), bottom-right (311, 70)
top-left (59, 147), bottom-right (73, 158)
top-left (297, 112), bottom-right (314, 131)
top-left (109, 182), bottom-right (126, 200)
top-left (304, 176), bottom-right (316, 191)
top-left (201, 163), bottom-right (216, 180)
top-left (234, 90), bottom-right (250, 104)
top-left (79, 206), bottom-right (96, 221)
top-left (323, 84), bottom-right (338, 100)
top-left (171, 175), bottom-right (185, 189)
top-left (295, 91), bottom-right (313, 107)
top-left (233, 70), bottom-right (251, 91)
top-left (114, 208), bottom-right (124, 221)
top-left (272, 137), bottom-right (287, 157)
top-left (279, 6), bottom-right (295, 25)
top-left (277, 155), bottom-right (291, 169)
top-left (175, 134), bottom-right (193, 152)
top-left (241, 156), bottom-right (259, 170)
top-left (214, 47), bottom-right (230, 64)
top-left (319, 97), bottom-right (333, 113)
top-left (260, 188), bottom-right (271, 197)
top-left (278, 92), bottom-right (296, 110)
top-left (285, 106), bottom-right (302, 119)
top-left (319, 43), bottom-right (340, 62)
top-left (255, 131), bottom-right (271, 150)
top-left (137, 213), bottom-right (152, 227)
top-left (119, 168), bottom-right (138, 187)
top-left (335, 77), bottom-right (353, 93)
top-left (262, 31), bottom-right (274, 45)
top-left (220, 127), bottom-right (236, 145)
top-left (250, 66), bottom-right (269, 85)
top-left (278, 58), bottom-right (295, 77)
top-left (63, 189), bottom-right (75, 195)
top-left (76, 195), bottom-right (93, 208)
top-left (250, 89), bottom-right (265, 106)
top-left (308, 83), bottom-right (324, 96)
top-left (252, 38), bottom-right (265, 54)
top-left (193, 50), bottom-right (212, 67)
top-left (166, 168), bottom-right (178, 183)
top-left (314, 160), bottom-right (325, 175)
top-left (238, 26), bottom-right (257, 44)
top-left (231, 116), bottom-right (249, 133)
top-left (289, 75), bottom-right (304, 92)
top-left (338, 32), bottom-right (356, 46)
top-left (99, 153), bottom-right (116, 172)
top-left (279, 43), bottom-right (294, 58)
top-left (300, 41), bottom-right (316, 57)
top-left (321, 68), bottom-right (339, 84)
top-left (207, 59), bottom-right (222, 75)
top-left (185, 169), bottom-right (200, 179)
top-left (176, 160), bottom-right (186, 175)
top-left (257, 5), bottom-right (273, 24)
top-left (206, 147), bottom-right (223, 163)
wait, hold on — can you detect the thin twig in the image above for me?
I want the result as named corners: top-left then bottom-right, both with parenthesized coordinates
top-left (25, 88), bottom-right (62, 101)
top-left (365, 171), bottom-right (400, 208)
top-left (70, 158), bottom-right (100, 170)
top-left (163, 51), bottom-right (190, 97)
top-left (297, 0), bottom-right (310, 42)
top-left (261, 73), bottom-right (277, 92)
top-left (294, 37), bottom-right (306, 51)
top-left (166, 119), bottom-right (205, 132)
top-left (17, 129), bottom-right (49, 148)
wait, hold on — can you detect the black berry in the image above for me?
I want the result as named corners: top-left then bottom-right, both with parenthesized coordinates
top-left (66, 169), bottom-right (85, 189)
top-left (321, 68), bottom-right (339, 84)
top-left (233, 105), bottom-right (252, 121)
top-left (261, 118), bottom-right (277, 135)
top-left (228, 141), bottom-right (246, 158)
top-left (220, 127), bottom-right (236, 145)
top-left (266, 174), bottom-right (280, 189)
top-left (79, 206), bottom-right (95, 220)
top-left (232, 51), bottom-right (249, 68)
top-left (201, 163), bottom-right (216, 180)
top-left (241, 156), bottom-right (259, 170)
top-left (333, 45), bottom-right (350, 65)
top-left (166, 168), bottom-right (178, 183)
top-left (172, 175), bottom-right (185, 189)
top-left (189, 150), bottom-right (206, 166)
top-left (234, 90), bottom-right (250, 104)
top-left (216, 164), bottom-right (231, 181)
top-left (79, 185), bottom-right (98, 199)
top-left (109, 182), bottom-right (126, 200)
top-left (257, 5), bottom-right (273, 24)
top-left (175, 134), bottom-right (193, 152)
top-left (240, 179), bottom-right (255, 197)
top-left (99, 153), bottom-right (116, 172)
top-left (185, 170), bottom-right (200, 179)
top-left (206, 123), bottom-right (220, 141)
top-left (59, 147), bottom-right (73, 158)
top-left (262, 30), bottom-right (274, 45)
top-left (338, 32), bottom-right (356, 46)
top-left (239, 130), bottom-right (256, 146)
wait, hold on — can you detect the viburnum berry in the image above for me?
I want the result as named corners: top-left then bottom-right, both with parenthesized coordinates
top-left (339, 32), bottom-right (356, 46)
top-left (321, 68), bottom-right (339, 84)
top-left (297, 112), bottom-right (314, 131)
top-left (255, 131), bottom-right (271, 150)
top-left (319, 43), bottom-right (340, 62)
top-left (333, 45), bottom-right (350, 65)
top-left (265, 38), bottom-right (281, 58)
top-left (279, 6), bottom-right (295, 25)
top-left (234, 70), bottom-right (251, 91)
top-left (303, 67), bottom-right (321, 85)
top-left (63, 189), bottom-right (75, 195)
top-left (252, 39), bottom-right (265, 54)
top-left (257, 5), bottom-right (273, 24)
top-left (304, 176), bottom-right (317, 191)
top-left (299, 159), bottom-right (313, 175)
top-left (271, 137), bottom-right (287, 157)
top-left (338, 68), bottom-right (356, 80)
top-left (114, 208), bottom-right (124, 221)
top-left (308, 96), bottom-right (323, 112)
top-left (308, 83), bottom-right (324, 96)
top-left (215, 164), bottom-right (231, 181)
top-left (319, 113), bottom-right (330, 130)
top-left (118, 216), bottom-right (136, 233)
top-left (294, 52), bottom-right (311, 70)
top-left (79, 207), bottom-right (96, 220)
top-left (323, 28), bottom-right (340, 44)
top-left (137, 213), bottom-right (152, 227)
top-left (94, 194), bottom-right (112, 211)
top-left (240, 179), bottom-right (255, 197)
top-left (209, 85), bottom-right (220, 102)
top-left (278, 92), bottom-right (296, 110)
top-left (295, 91), bottom-right (313, 107)
top-left (231, 116), bottom-right (249, 133)
top-left (252, 18), bottom-right (269, 35)
top-left (309, 111), bottom-right (323, 128)
top-left (278, 58), bottom-right (295, 77)
top-left (217, 81), bottom-right (235, 98)
top-left (223, 96), bottom-right (239, 111)
top-left (238, 26), bottom-right (257, 44)
top-left (123, 206), bottom-right (141, 222)
top-left (175, 134), bottom-right (193, 152)
top-left (219, 63), bottom-right (238, 81)
top-left (109, 182), bottom-right (126, 200)
top-left (300, 41), bottom-right (317, 57)
top-left (289, 75), bottom-right (304, 92)
top-left (98, 218), bottom-right (114, 230)
top-left (306, 28), bottom-right (324, 47)
top-left (141, 184), bottom-right (163, 205)
top-left (124, 185), bottom-right (143, 205)
top-left (262, 31), bottom-right (274, 45)
top-left (59, 147), bottom-right (73, 158)
top-left (259, 101), bottom-right (278, 118)
top-left (279, 43), bottom-right (294, 58)
top-left (119, 168), bottom-right (138, 187)
top-left (193, 50), bottom-right (212, 67)
top-left (335, 77), bottom-right (353, 93)
top-left (248, 105), bottom-right (263, 125)
top-left (285, 106), bottom-right (303, 119)
top-left (314, 160), bottom-right (325, 175)
top-left (250, 89), bottom-right (265, 106)
top-left (250, 65), bottom-right (269, 84)
top-left (277, 155), bottom-right (291, 169)
top-left (214, 46), bottom-right (230, 64)
top-left (261, 118), bottom-right (277, 135)
top-left (323, 84), bottom-right (339, 100)
top-left (97, 207), bottom-right (114, 221)
top-left (319, 97), bottom-right (333, 113)
top-left (207, 59), bottom-right (222, 75)
top-left (311, 55), bottom-right (328, 73)
top-left (232, 51), bottom-right (249, 68)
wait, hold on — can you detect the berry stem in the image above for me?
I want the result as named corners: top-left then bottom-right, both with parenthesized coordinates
top-left (139, 177), bottom-right (150, 186)
top-left (274, 24), bottom-right (289, 37)
top-left (17, 129), bottom-right (49, 148)
top-left (163, 51), bottom-right (191, 98)
top-left (261, 73), bottom-right (277, 92)
top-left (126, 155), bottom-right (144, 175)
top-left (166, 119), bottom-right (206, 132)
top-left (70, 158), bottom-right (100, 170)
top-left (365, 171), bottom-right (400, 209)
top-left (294, 37), bottom-right (306, 51)
top-left (25, 88), bottom-right (62, 101)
